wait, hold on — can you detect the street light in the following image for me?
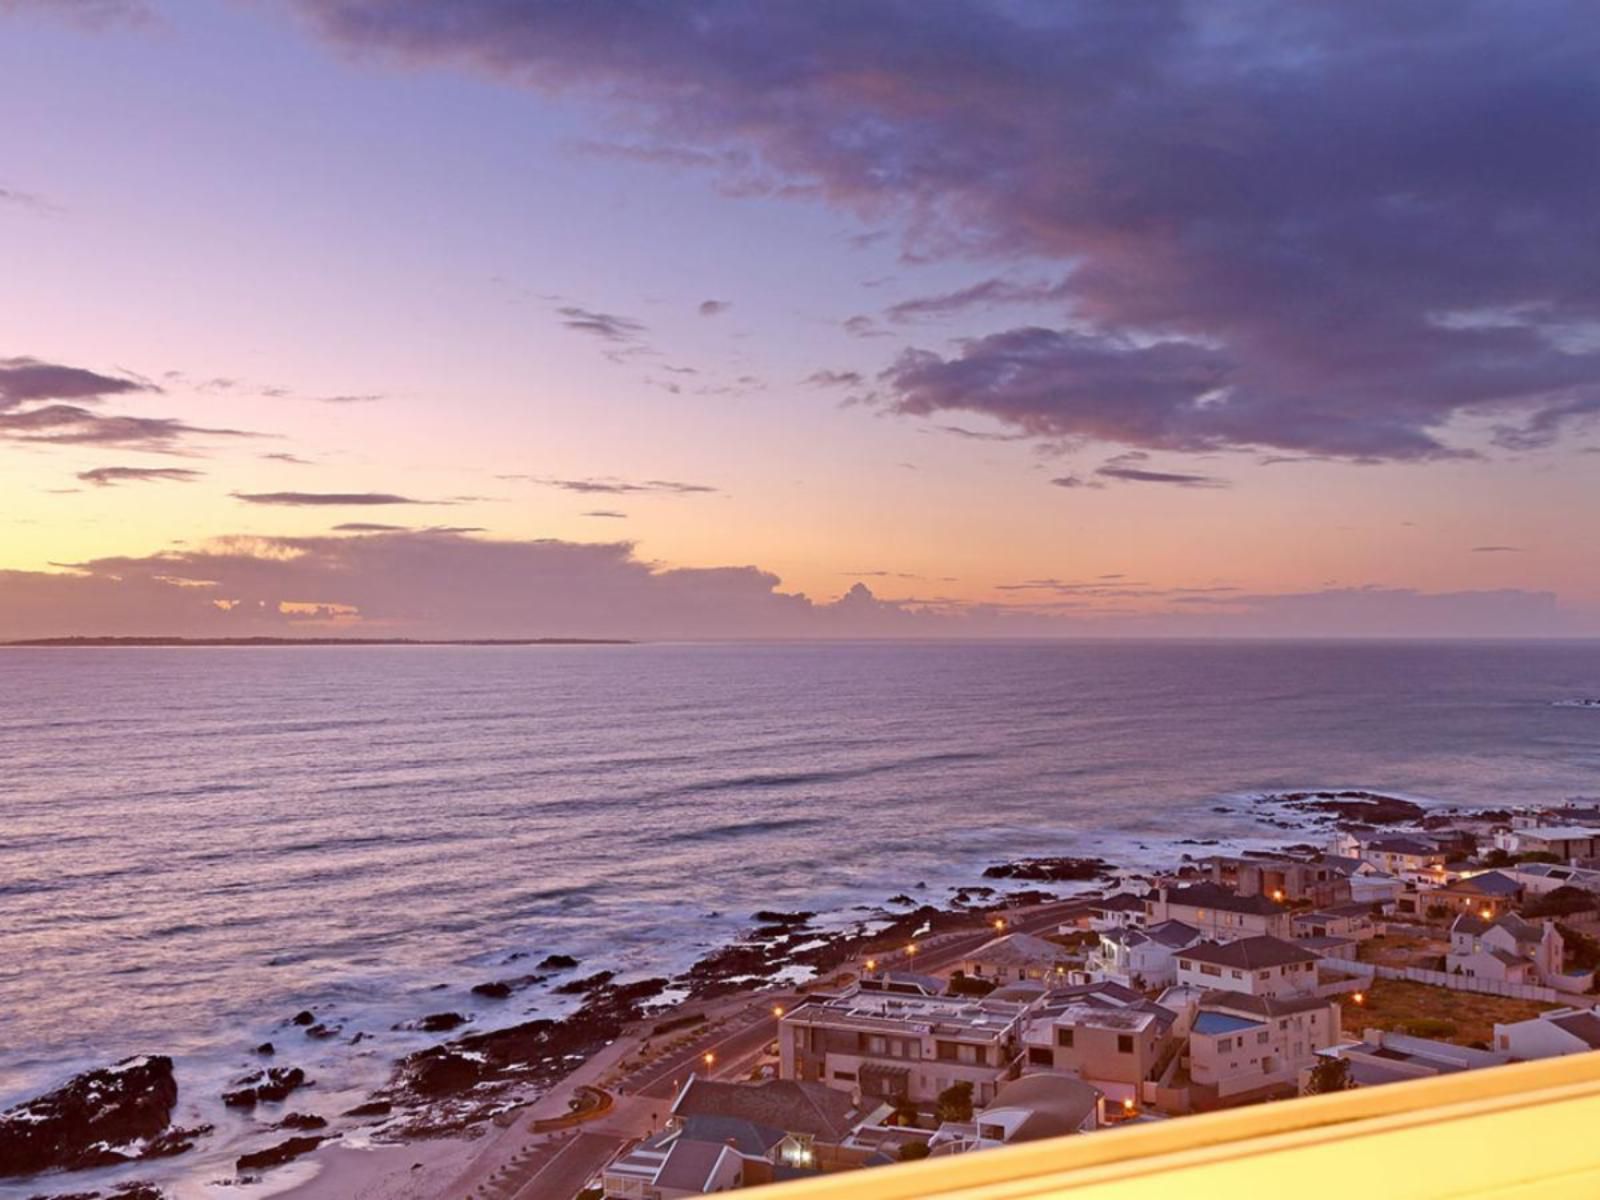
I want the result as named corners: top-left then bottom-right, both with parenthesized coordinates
top-left (993, 918), bottom-right (1006, 933)
top-left (1352, 991), bottom-right (1366, 1006)
top-left (773, 1005), bottom-right (785, 1018)
top-left (703, 1051), bottom-right (715, 1069)
top-left (865, 958), bottom-right (877, 972)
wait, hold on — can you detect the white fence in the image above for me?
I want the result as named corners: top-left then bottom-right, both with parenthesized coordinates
top-left (1361, 960), bottom-right (1567, 1003)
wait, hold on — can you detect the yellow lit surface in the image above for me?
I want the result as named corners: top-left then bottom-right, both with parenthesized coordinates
top-left (765, 1053), bottom-right (1600, 1199)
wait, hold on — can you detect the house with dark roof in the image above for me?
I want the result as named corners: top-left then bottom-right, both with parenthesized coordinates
top-left (1448, 912), bottom-right (1591, 991)
top-left (1085, 892), bottom-right (1149, 931)
top-left (601, 1130), bottom-right (754, 1198)
top-left (1146, 884), bottom-right (1293, 940)
top-left (671, 1076), bottom-right (858, 1145)
top-left (1428, 870), bottom-right (1523, 920)
top-left (1495, 1007), bottom-right (1600, 1060)
top-left (927, 1073), bottom-right (1102, 1156)
top-left (1175, 936), bottom-right (1320, 998)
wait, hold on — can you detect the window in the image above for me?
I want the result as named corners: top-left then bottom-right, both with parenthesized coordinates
top-left (1257, 1031), bottom-right (1269, 1045)
top-left (832, 1069), bottom-right (856, 1081)
top-left (1230, 969), bottom-right (1243, 979)
top-left (1200, 964), bottom-right (1222, 977)
top-left (1218, 1038), bottom-right (1232, 1052)
top-left (1029, 1047), bottom-right (1052, 1066)
top-left (1057, 1028), bottom-right (1075, 1048)
top-left (1117, 1034), bottom-right (1134, 1054)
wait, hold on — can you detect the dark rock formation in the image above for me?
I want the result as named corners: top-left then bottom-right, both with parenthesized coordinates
top-left (537, 954), bottom-right (579, 971)
top-left (412, 1012), bottom-right (470, 1033)
top-left (236, 1134), bottom-right (330, 1172)
top-left (982, 857), bottom-right (1114, 882)
top-left (1269, 790), bottom-right (1426, 827)
top-left (277, 1112), bottom-right (328, 1131)
top-left (222, 1067), bottom-right (309, 1108)
top-left (470, 981), bottom-right (512, 999)
top-left (344, 1100), bottom-right (392, 1118)
top-left (255, 1042), bottom-right (275, 1056)
top-left (553, 970), bottom-right (615, 996)
top-left (0, 1056), bottom-right (181, 1177)
top-left (289, 1011), bottom-right (315, 1026)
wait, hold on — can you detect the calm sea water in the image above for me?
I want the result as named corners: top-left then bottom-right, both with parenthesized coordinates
top-left (2, 640), bottom-right (1598, 1190)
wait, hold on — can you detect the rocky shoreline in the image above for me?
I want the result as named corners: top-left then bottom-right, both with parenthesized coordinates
top-left (3, 788), bottom-right (1451, 1198)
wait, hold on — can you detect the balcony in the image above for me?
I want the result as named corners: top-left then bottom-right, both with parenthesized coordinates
top-left (760, 1051), bottom-right (1600, 1198)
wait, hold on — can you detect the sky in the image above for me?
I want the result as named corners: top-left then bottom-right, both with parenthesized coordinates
top-left (1, 0), bottom-right (1597, 639)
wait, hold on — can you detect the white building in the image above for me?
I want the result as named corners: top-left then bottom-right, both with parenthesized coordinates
top-left (1174, 936), bottom-right (1320, 998)
top-left (1187, 992), bottom-right (1342, 1103)
top-left (927, 1073), bottom-right (1101, 1156)
top-left (1495, 1008), bottom-right (1600, 1060)
top-left (1084, 919), bottom-right (1203, 990)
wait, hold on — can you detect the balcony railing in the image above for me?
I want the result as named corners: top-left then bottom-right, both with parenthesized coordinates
top-left (758, 1050), bottom-right (1600, 1199)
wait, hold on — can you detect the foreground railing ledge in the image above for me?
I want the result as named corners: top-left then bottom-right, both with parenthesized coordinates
top-left (764, 1051), bottom-right (1600, 1199)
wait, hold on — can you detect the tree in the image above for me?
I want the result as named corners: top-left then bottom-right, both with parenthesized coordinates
top-left (936, 1080), bottom-right (974, 1123)
top-left (1305, 1056), bottom-right (1353, 1095)
top-left (899, 1140), bottom-right (930, 1161)
top-left (891, 1092), bottom-right (919, 1126)
top-left (1523, 887), bottom-right (1598, 919)
top-left (1482, 848), bottom-right (1513, 868)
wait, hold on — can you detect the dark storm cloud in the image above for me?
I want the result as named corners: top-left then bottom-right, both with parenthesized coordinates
top-left (77, 466), bottom-right (203, 486)
top-left (233, 491), bottom-right (443, 506)
top-left (296, 1), bottom-right (1600, 462)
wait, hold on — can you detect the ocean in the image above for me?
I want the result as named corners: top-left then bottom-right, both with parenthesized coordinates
top-left (2, 639), bottom-right (1598, 1193)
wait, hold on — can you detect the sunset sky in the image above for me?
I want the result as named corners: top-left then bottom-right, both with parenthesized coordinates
top-left (3, 1), bottom-right (1597, 638)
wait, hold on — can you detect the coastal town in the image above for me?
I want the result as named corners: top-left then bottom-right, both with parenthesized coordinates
top-left (566, 795), bottom-right (1600, 1199)
top-left (11, 789), bottom-right (1600, 1200)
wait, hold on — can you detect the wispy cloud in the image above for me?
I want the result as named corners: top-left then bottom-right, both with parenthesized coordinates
top-left (233, 491), bottom-right (445, 506)
top-left (500, 475), bottom-right (717, 496)
top-left (77, 466), bottom-right (203, 487)
top-left (583, 510), bottom-right (628, 518)
top-left (698, 299), bottom-right (731, 317)
top-left (557, 305), bottom-right (647, 343)
top-left (1471, 544), bottom-right (1526, 553)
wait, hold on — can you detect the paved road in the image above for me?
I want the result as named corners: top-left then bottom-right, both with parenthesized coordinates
top-left (508, 1130), bottom-right (626, 1200)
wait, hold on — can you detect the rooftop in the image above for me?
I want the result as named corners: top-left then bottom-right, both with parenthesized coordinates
top-left (1160, 883), bottom-right (1287, 917)
top-left (1365, 837), bottom-right (1443, 856)
top-left (1519, 825), bottom-right (1600, 842)
top-left (787, 987), bottom-right (1028, 1040)
top-left (1179, 935), bottom-right (1317, 971)
top-left (674, 1076), bottom-right (858, 1141)
top-left (1200, 990), bottom-right (1335, 1019)
top-left (968, 931), bottom-right (1069, 967)
top-left (1445, 871), bottom-right (1521, 897)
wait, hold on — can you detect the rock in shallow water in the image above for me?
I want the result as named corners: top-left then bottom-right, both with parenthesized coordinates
top-left (0, 1055), bottom-right (181, 1178)
top-left (236, 1134), bottom-right (332, 1172)
top-left (222, 1066), bottom-right (309, 1108)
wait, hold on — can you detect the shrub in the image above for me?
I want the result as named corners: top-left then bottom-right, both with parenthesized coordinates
top-left (1404, 1017), bottom-right (1458, 1038)
top-left (1523, 887), bottom-right (1598, 919)
top-left (899, 1141), bottom-right (930, 1162)
top-left (1305, 1056), bottom-right (1353, 1094)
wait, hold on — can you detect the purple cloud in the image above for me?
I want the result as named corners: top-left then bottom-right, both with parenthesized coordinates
top-left (0, 356), bottom-right (152, 410)
top-left (77, 466), bottom-right (203, 486)
top-left (233, 491), bottom-right (443, 506)
top-left (502, 476), bottom-right (717, 496)
top-left (0, 532), bottom-right (1581, 640)
top-left (293, 2), bottom-right (1600, 462)
top-left (698, 299), bottom-right (731, 316)
top-left (557, 305), bottom-right (646, 343)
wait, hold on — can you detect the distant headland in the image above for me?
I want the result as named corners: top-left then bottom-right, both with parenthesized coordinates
top-left (2, 636), bottom-right (633, 647)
